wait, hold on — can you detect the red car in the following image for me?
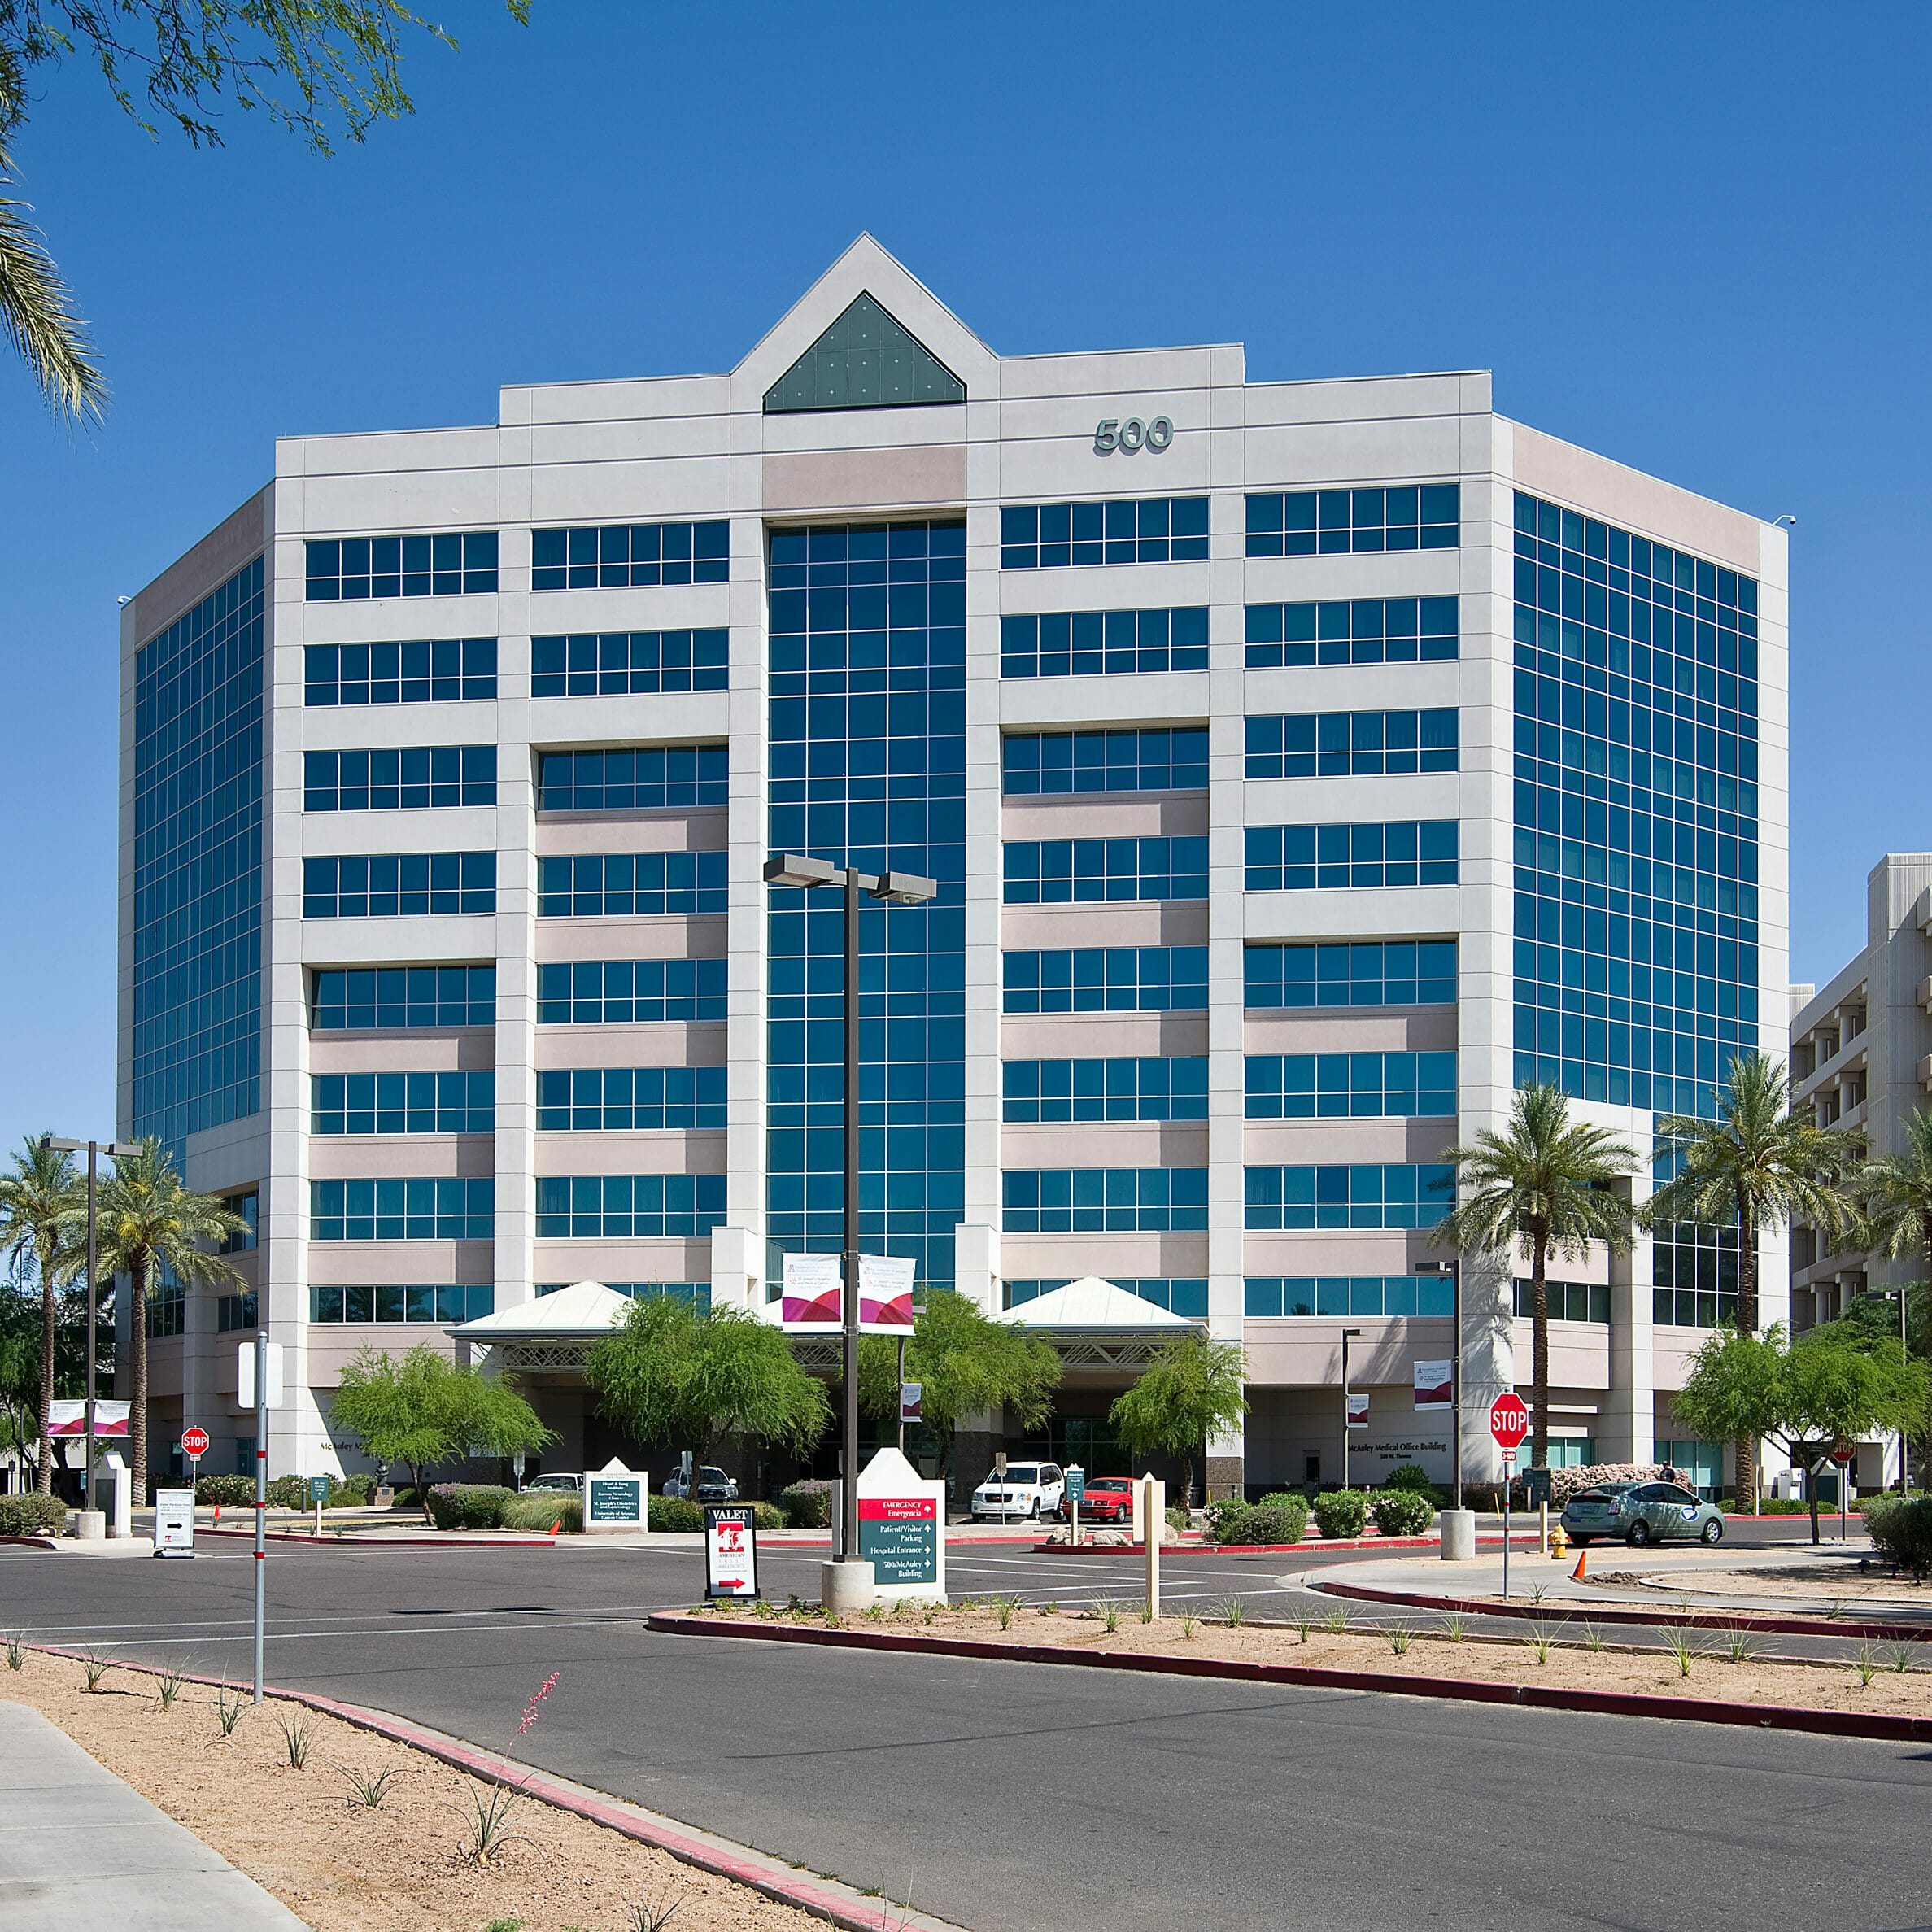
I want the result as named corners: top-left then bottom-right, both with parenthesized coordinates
top-left (1075, 1476), bottom-right (1136, 1524)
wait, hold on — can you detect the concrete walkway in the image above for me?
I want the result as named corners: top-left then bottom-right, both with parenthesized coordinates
top-left (0, 1702), bottom-right (310, 1930)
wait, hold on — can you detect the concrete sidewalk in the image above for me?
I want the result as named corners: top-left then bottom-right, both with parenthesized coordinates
top-left (0, 1702), bottom-right (310, 1930)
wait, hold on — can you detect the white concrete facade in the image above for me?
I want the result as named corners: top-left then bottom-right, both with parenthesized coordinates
top-left (118, 238), bottom-right (1790, 1497)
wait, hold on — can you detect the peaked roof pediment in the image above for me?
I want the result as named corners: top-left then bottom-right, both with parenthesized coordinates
top-left (451, 1280), bottom-right (630, 1341)
top-left (763, 290), bottom-right (966, 415)
top-left (993, 1276), bottom-right (1197, 1332)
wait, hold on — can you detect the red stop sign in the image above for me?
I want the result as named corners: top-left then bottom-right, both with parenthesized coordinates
top-left (181, 1427), bottom-right (210, 1459)
top-left (1489, 1393), bottom-right (1530, 1450)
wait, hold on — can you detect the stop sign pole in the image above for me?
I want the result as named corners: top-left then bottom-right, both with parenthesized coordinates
top-left (1490, 1394), bottom-right (1530, 1598)
top-left (181, 1426), bottom-right (208, 1493)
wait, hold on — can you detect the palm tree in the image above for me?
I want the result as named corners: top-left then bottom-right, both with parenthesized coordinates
top-left (0, 1136), bottom-right (82, 1493)
top-left (0, 50), bottom-right (106, 421)
top-left (1435, 1084), bottom-right (1640, 1468)
top-left (1854, 1106), bottom-right (1932, 1291)
top-left (1645, 1053), bottom-right (1861, 1513)
top-left (95, 1141), bottom-right (244, 1500)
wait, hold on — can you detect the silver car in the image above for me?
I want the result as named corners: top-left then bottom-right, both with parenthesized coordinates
top-left (1562, 1480), bottom-right (1725, 1547)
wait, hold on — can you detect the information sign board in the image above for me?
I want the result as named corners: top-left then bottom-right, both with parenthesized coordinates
top-left (1412, 1360), bottom-right (1452, 1411)
top-left (704, 1503), bottom-right (759, 1598)
top-left (153, 1488), bottom-right (195, 1558)
top-left (1064, 1468), bottom-right (1086, 1507)
top-left (307, 1475), bottom-right (331, 1505)
top-left (855, 1446), bottom-right (946, 1601)
top-left (585, 1458), bottom-right (647, 1532)
top-left (1346, 1392), bottom-right (1370, 1429)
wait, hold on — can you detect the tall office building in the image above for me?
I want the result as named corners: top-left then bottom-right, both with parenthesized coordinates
top-left (119, 238), bottom-right (1789, 1497)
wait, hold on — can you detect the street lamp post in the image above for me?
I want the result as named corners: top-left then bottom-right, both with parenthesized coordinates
top-left (763, 854), bottom-right (937, 1607)
top-left (43, 1136), bottom-right (143, 1515)
top-left (1341, 1327), bottom-right (1362, 1490)
top-left (1437, 1258), bottom-right (1463, 1512)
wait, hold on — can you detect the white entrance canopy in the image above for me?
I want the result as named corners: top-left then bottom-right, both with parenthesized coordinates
top-left (994, 1276), bottom-right (1199, 1365)
top-left (451, 1280), bottom-right (630, 1369)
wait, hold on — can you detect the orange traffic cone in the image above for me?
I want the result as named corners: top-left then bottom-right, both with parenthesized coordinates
top-left (1571, 1549), bottom-right (1587, 1581)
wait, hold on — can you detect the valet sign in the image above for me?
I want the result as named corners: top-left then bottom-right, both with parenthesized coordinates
top-left (855, 1446), bottom-right (946, 1600)
top-left (704, 1504), bottom-right (759, 1599)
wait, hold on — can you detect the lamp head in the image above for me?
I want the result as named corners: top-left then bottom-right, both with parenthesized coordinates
top-left (871, 870), bottom-right (939, 905)
top-left (763, 853), bottom-right (840, 890)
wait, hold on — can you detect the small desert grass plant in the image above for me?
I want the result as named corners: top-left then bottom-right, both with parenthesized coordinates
top-left (1323, 1603), bottom-right (1351, 1634)
top-left (1664, 1629), bottom-right (1698, 1679)
top-left (276, 1713), bottom-right (313, 1768)
top-left (1528, 1582), bottom-right (1550, 1605)
top-left (155, 1666), bottom-right (185, 1711)
top-left (1853, 1645), bottom-right (1882, 1688)
top-left (1293, 1610), bottom-right (1315, 1645)
top-left (1438, 1612), bottom-right (1468, 1644)
top-left (996, 1595), bottom-right (1023, 1631)
top-left (1221, 1594), bottom-right (1248, 1629)
top-left (82, 1652), bottom-right (111, 1692)
top-left (1724, 1629), bottom-right (1760, 1664)
top-left (629, 1892), bottom-right (687, 1932)
top-left (1385, 1625), bottom-right (1414, 1656)
top-left (1136, 1598), bottom-right (1156, 1625)
top-left (215, 1681), bottom-right (246, 1737)
top-left (458, 1777), bottom-right (530, 1866)
top-left (864, 1600), bottom-right (887, 1622)
top-left (482, 1919), bottom-right (526, 1932)
top-left (1891, 1642), bottom-right (1918, 1674)
top-left (1180, 1610), bottom-right (1198, 1638)
top-left (1581, 1623), bottom-right (1605, 1653)
top-left (1524, 1625), bottom-right (1556, 1665)
top-left (2, 1632), bottom-right (24, 1671)
top-left (341, 1762), bottom-right (403, 1809)
top-left (1097, 1597), bottom-right (1122, 1633)
top-left (1037, 1601), bottom-right (1058, 1616)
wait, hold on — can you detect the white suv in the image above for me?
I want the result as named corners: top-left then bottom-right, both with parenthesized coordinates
top-left (970, 1462), bottom-right (1065, 1522)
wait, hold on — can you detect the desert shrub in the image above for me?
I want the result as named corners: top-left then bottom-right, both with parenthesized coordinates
top-left (425, 1484), bottom-right (514, 1531)
top-left (0, 1494), bottom-right (68, 1535)
top-left (648, 1494), bottom-right (704, 1533)
top-left (1167, 1503), bottom-right (1191, 1534)
top-left (1206, 1499), bottom-right (1253, 1545)
top-left (775, 1479), bottom-right (835, 1529)
top-left (1370, 1489), bottom-right (1436, 1537)
top-left (389, 1485), bottom-right (417, 1508)
top-left (1243, 1498), bottom-right (1310, 1545)
top-left (1310, 1488), bottom-right (1371, 1539)
top-left (750, 1501), bottom-right (785, 1532)
top-left (501, 1493), bottom-right (582, 1533)
top-left (331, 1474), bottom-right (375, 1504)
top-left (1863, 1495), bottom-right (1932, 1579)
top-left (194, 1474), bottom-right (255, 1507)
top-left (264, 1475), bottom-right (312, 1511)
top-left (1383, 1463), bottom-right (1434, 1494)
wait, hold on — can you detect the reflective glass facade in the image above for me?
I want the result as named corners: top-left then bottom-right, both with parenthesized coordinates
top-left (1245, 485), bottom-right (1459, 556)
top-left (305, 534), bottom-right (497, 600)
top-left (304, 639), bottom-right (496, 706)
top-left (532, 521), bottom-right (728, 590)
top-left (1001, 499), bottom-right (1209, 569)
top-left (132, 557), bottom-right (264, 1149)
top-left (999, 608), bottom-right (1208, 678)
top-left (1245, 596), bottom-right (1459, 669)
top-left (537, 852), bottom-right (727, 917)
top-left (1002, 727), bottom-right (1207, 795)
top-left (1002, 1058), bottom-right (1208, 1123)
top-left (538, 748), bottom-right (727, 812)
top-left (766, 521), bottom-right (966, 1290)
top-left (303, 853), bottom-right (495, 918)
top-left (535, 1066), bottom-right (728, 1130)
top-left (530, 630), bottom-right (727, 696)
top-left (536, 958), bottom-right (726, 1024)
top-left (311, 1071), bottom-right (495, 1135)
top-left (1244, 1164), bottom-right (1454, 1230)
top-left (1003, 1167), bottom-right (1209, 1232)
top-left (1004, 836), bottom-right (1208, 903)
top-left (1245, 1052), bottom-right (1456, 1119)
top-left (1511, 491), bottom-right (1760, 1111)
top-left (1006, 1278), bottom-right (1207, 1318)
top-left (534, 1174), bottom-right (726, 1238)
top-left (1245, 710), bottom-right (1458, 778)
top-left (1245, 822), bottom-right (1458, 891)
top-left (303, 745), bottom-right (495, 810)
top-left (310, 1178), bottom-right (495, 1241)
top-left (310, 1284), bottom-right (495, 1324)
top-left (1245, 1275), bottom-right (1455, 1318)
top-left (1002, 946), bottom-right (1208, 1013)
top-left (312, 966), bottom-right (495, 1031)
top-left (1245, 941), bottom-right (1457, 1010)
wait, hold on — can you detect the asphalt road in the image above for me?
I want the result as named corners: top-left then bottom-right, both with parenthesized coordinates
top-left (4, 1533), bottom-right (1930, 1932)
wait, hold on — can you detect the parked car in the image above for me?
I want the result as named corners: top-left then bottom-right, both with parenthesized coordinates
top-left (1075, 1476), bottom-right (1137, 1524)
top-left (969, 1462), bottom-right (1065, 1522)
top-left (523, 1472), bottom-right (581, 1494)
top-left (662, 1465), bottom-right (739, 1502)
top-left (1561, 1480), bottom-right (1724, 1546)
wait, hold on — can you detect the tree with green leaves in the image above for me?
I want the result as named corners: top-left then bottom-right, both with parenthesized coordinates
top-left (1854, 1106), bottom-right (1932, 1295)
top-left (0, 1), bottom-right (529, 415)
top-left (1646, 1053), bottom-right (1862, 1511)
top-left (0, 1271), bottom-right (41, 1475)
top-left (329, 1344), bottom-right (552, 1515)
top-left (1107, 1330), bottom-right (1249, 1509)
top-left (1435, 1083), bottom-right (1639, 1468)
top-left (587, 1295), bottom-right (830, 1485)
top-left (94, 1138), bottom-right (244, 1499)
top-left (857, 1289), bottom-right (1060, 1485)
top-left (1672, 1324), bottom-right (1929, 1543)
top-left (0, 1135), bottom-right (81, 1491)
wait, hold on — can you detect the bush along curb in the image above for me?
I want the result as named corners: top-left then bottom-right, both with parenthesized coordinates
top-left (645, 1612), bottom-right (1932, 1746)
top-left (1312, 1574), bottom-right (1932, 1646)
top-left (27, 1643), bottom-right (966, 1932)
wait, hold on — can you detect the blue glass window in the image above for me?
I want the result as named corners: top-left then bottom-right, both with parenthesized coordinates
top-left (1652, 1212), bottom-right (1739, 1328)
top-left (537, 958), bottom-right (727, 1023)
top-left (535, 1281), bottom-right (711, 1310)
top-left (304, 745), bottom-right (495, 810)
top-left (1245, 941), bottom-right (1456, 1009)
top-left (304, 639), bottom-right (496, 705)
top-left (538, 747), bottom-right (727, 812)
top-left (1005, 836), bottom-right (1208, 903)
top-left (1245, 596), bottom-right (1459, 669)
top-left (309, 1178), bottom-right (495, 1241)
top-left (1001, 1168), bottom-right (1210, 1232)
top-left (1245, 1275), bottom-right (1454, 1317)
top-left (1003, 946), bottom-right (1208, 1014)
top-left (1001, 499), bottom-right (1210, 569)
top-left (999, 608), bottom-right (1208, 678)
top-left (1245, 486), bottom-right (1459, 557)
top-left (309, 1284), bottom-right (495, 1323)
top-left (537, 851), bottom-right (727, 917)
top-left (534, 1174), bottom-right (727, 1238)
top-left (1513, 1280), bottom-right (1611, 1324)
top-left (766, 521), bottom-right (966, 1290)
top-left (306, 534), bottom-right (497, 600)
top-left (1245, 1053), bottom-right (1456, 1119)
top-left (1246, 711), bottom-right (1458, 778)
top-left (530, 630), bottom-right (727, 696)
top-left (312, 966), bottom-right (495, 1031)
top-left (303, 853), bottom-right (496, 918)
top-left (1002, 1058), bottom-right (1208, 1123)
top-left (531, 522), bottom-right (728, 591)
top-left (216, 1290), bottom-right (257, 1332)
top-left (535, 1066), bottom-right (727, 1130)
top-left (1003, 727), bottom-right (1207, 795)
top-left (1511, 490), bottom-right (1760, 1111)
top-left (133, 557), bottom-right (263, 1151)
top-left (1005, 1278), bottom-right (1207, 1319)
top-left (1245, 822), bottom-right (1458, 890)
top-left (311, 1071), bottom-right (495, 1135)
top-left (1243, 1164), bottom-right (1454, 1230)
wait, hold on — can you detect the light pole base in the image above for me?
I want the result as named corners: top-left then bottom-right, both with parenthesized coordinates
top-left (821, 1559), bottom-right (876, 1615)
top-left (72, 1511), bottom-right (105, 1541)
top-left (1438, 1509), bottom-right (1476, 1560)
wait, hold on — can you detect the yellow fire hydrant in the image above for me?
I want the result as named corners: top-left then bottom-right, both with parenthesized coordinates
top-left (1550, 1522), bottom-right (1570, 1559)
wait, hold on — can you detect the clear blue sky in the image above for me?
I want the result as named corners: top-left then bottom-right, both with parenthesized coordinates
top-left (2, 2), bottom-right (1925, 1142)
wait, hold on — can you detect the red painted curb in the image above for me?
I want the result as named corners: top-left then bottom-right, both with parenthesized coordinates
top-left (1315, 1575), bottom-right (1932, 1645)
top-left (194, 1525), bottom-right (556, 1548)
top-left (25, 1642), bottom-right (947, 1932)
top-left (646, 1611), bottom-right (1932, 1745)
top-left (1029, 1533), bottom-right (1543, 1556)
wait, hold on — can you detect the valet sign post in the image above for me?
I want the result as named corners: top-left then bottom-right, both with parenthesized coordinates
top-left (1490, 1392), bottom-right (1530, 1598)
top-left (704, 1503), bottom-right (759, 1600)
top-left (855, 1446), bottom-right (946, 1602)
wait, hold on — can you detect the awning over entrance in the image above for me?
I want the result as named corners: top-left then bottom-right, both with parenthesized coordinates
top-left (994, 1276), bottom-right (1200, 1368)
top-left (451, 1280), bottom-right (629, 1371)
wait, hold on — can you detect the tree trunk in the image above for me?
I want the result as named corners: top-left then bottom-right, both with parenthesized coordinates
top-left (129, 1254), bottom-right (150, 1507)
top-left (34, 1239), bottom-right (55, 1494)
top-left (1180, 1450), bottom-right (1196, 1511)
top-left (1733, 1194), bottom-right (1760, 1515)
top-left (1529, 1223), bottom-right (1550, 1468)
top-left (1806, 1460), bottom-right (1821, 1546)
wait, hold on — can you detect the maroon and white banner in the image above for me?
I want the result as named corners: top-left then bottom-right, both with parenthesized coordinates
top-left (1345, 1392), bottom-right (1370, 1430)
top-left (1412, 1359), bottom-right (1454, 1411)
top-left (859, 1254), bottom-right (916, 1334)
top-left (779, 1253), bottom-right (842, 1330)
top-left (45, 1400), bottom-right (130, 1437)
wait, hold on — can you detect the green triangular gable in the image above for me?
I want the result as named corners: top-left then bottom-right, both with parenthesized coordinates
top-left (763, 293), bottom-right (966, 414)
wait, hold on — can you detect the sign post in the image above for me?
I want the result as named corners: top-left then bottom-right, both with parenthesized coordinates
top-left (1065, 1464), bottom-right (1084, 1548)
top-left (1833, 1438), bottom-right (1855, 1542)
top-left (704, 1503), bottom-right (759, 1599)
top-left (307, 1473), bottom-right (330, 1535)
top-left (1141, 1475), bottom-right (1165, 1617)
top-left (856, 1446), bottom-right (946, 1603)
top-left (1489, 1392), bottom-right (1530, 1600)
top-left (238, 1332), bottom-right (285, 1706)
